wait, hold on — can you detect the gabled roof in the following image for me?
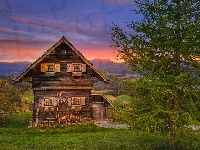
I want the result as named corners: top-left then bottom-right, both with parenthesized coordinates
top-left (13, 36), bottom-right (109, 83)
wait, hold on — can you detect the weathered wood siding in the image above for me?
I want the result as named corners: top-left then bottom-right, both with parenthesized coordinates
top-left (31, 42), bottom-right (104, 125)
top-left (33, 90), bottom-right (92, 123)
top-left (31, 42), bottom-right (102, 89)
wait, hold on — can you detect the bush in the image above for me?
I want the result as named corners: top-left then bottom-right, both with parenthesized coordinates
top-left (0, 115), bottom-right (8, 125)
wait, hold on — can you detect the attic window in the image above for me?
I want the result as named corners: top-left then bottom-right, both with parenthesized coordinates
top-left (41, 63), bottom-right (60, 73)
top-left (61, 50), bottom-right (66, 54)
top-left (47, 65), bottom-right (54, 72)
top-left (67, 63), bottom-right (86, 73)
top-left (74, 65), bottom-right (81, 72)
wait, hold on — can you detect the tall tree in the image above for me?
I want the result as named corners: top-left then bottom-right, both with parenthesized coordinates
top-left (0, 79), bottom-right (22, 113)
top-left (111, 0), bottom-right (200, 147)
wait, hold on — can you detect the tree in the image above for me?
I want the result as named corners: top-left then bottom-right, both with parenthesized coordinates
top-left (0, 79), bottom-right (22, 113)
top-left (111, 0), bottom-right (200, 147)
top-left (0, 74), bottom-right (32, 92)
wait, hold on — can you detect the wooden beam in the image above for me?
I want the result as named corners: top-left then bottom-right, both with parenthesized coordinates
top-left (33, 86), bottom-right (93, 90)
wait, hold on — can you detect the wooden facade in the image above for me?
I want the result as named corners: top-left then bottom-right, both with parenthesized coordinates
top-left (14, 36), bottom-right (113, 127)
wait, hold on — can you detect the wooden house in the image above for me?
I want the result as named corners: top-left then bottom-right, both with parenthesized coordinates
top-left (14, 36), bottom-right (113, 127)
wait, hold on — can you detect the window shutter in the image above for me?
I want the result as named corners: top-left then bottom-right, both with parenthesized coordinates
top-left (54, 98), bottom-right (59, 106)
top-left (67, 64), bottom-right (73, 72)
top-left (55, 64), bottom-right (60, 72)
top-left (44, 64), bottom-right (48, 72)
top-left (81, 64), bottom-right (86, 72)
top-left (80, 97), bottom-right (85, 105)
top-left (39, 99), bottom-right (44, 107)
top-left (40, 63), bottom-right (46, 72)
top-left (68, 98), bottom-right (72, 106)
top-left (50, 99), bottom-right (54, 105)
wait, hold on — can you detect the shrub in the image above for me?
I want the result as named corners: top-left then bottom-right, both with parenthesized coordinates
top-left (0, 115), bottom-right (8, 125)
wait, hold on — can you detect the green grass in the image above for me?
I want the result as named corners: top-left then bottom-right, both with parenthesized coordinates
top-left (25, 91), bottom-right (34, 102)
top-left (104, 95), bottom-right (116, 102)
top-left (116, 94), bottom-right (132, 102)
top-left (0, 112), bottom-right (200, 150)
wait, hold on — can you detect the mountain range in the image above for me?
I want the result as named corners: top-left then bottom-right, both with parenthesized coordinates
top-left (0, 59), bottom-right (132, 76)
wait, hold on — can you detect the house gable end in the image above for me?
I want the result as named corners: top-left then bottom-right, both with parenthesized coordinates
top-left (13, 36), bottom-right (109, 83)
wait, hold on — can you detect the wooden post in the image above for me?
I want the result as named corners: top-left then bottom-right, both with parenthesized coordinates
top-left (35, 108), bottom-right (39, 127)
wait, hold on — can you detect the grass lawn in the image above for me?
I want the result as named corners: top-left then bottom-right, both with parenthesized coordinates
top-left (104, 95), bottom-right (116, 102)
top-left (24, 91), bottom-right (34, 103)
top-left (20, 91), bottom-right (34, 111)
top-left (116, 94), bottom-right (132, 103)
top-left (0, 112), bottom-right (200, 150)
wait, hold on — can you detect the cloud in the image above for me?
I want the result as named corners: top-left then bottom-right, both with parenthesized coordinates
top-left (0, 12), bottom-right (115, 47)
top-left (0, 26), bottom-right (12, 32)
top-left (0, 37), bottom-right (53, 45)
top-left (0, 14), bottom-right (72, 31)
top-left (0, 13), bottom-right (105, 41)
top-left (0, 0), bottom-right (134, 62)
top-left (0, 40), bottom-right (118, 62)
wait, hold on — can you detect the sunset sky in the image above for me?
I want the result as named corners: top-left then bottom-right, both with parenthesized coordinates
top-left (0, 0), bottom-right (140, 62)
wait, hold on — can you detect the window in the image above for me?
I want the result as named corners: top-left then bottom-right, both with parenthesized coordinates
top-left (68, 97), bottom-right (85, 106)
top-left (74, 64), bottom-right (81, 72)
top-left (47, 65), bottom-right (54, 72)
top-left (67, 63), bottom-right (86, 73)
top-left (44, 98), bottom-right (53, 106)
top-left (41, 63), bottom-right (60, 73)
top-left (72, 97), bottom-right (80, 105)
top-left (61, 50), bottom-right (66, 54)
top-left (39, 97), bottom-right (58, 107)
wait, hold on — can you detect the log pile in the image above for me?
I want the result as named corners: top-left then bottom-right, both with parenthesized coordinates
top-left (57, 114), bottom-right (94, 125)
top-left (28, 115), bottom-right (94, 127)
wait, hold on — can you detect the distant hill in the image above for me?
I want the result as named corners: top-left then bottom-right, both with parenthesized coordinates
top-left (0, 61), bottom-right (31, 76)
top-left (0, 59), bottom-right (133, 76)
top-left (89, 58), bottom-right (132, 74)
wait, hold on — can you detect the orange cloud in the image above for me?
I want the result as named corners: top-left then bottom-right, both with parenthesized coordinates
top-left (0, 44), bottom-right (121, 63)
top-left (77, 45), bottom-right (122, 62)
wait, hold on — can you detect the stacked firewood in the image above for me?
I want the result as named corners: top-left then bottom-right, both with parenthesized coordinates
top-left (57, 114), bottom-right (93, 125)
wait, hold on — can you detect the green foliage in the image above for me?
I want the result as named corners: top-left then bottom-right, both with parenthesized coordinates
top-left (0, 75), bottom-right (32, 114)
top-left (111, 0), bottom-right (200, 147)
top-left (25, 91), bottom-right (34, 103)
top-left (0, 115), bottom-right (8, 125)
top-left (111, 1), bottom-right (200, 76)
top-left (0, 74), bottom-right (32, 92)
top-left (0, 112), bottom-right (200, 150)
top-left (115, 76), bottom-right (199, 130)
top-left (0, 79), bottom-right (22, 113)
top-left (2, 112), bottom-right (32, 128)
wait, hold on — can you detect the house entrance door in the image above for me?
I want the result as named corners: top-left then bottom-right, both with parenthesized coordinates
top-left (92, 104), bottom-right (105, 120)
